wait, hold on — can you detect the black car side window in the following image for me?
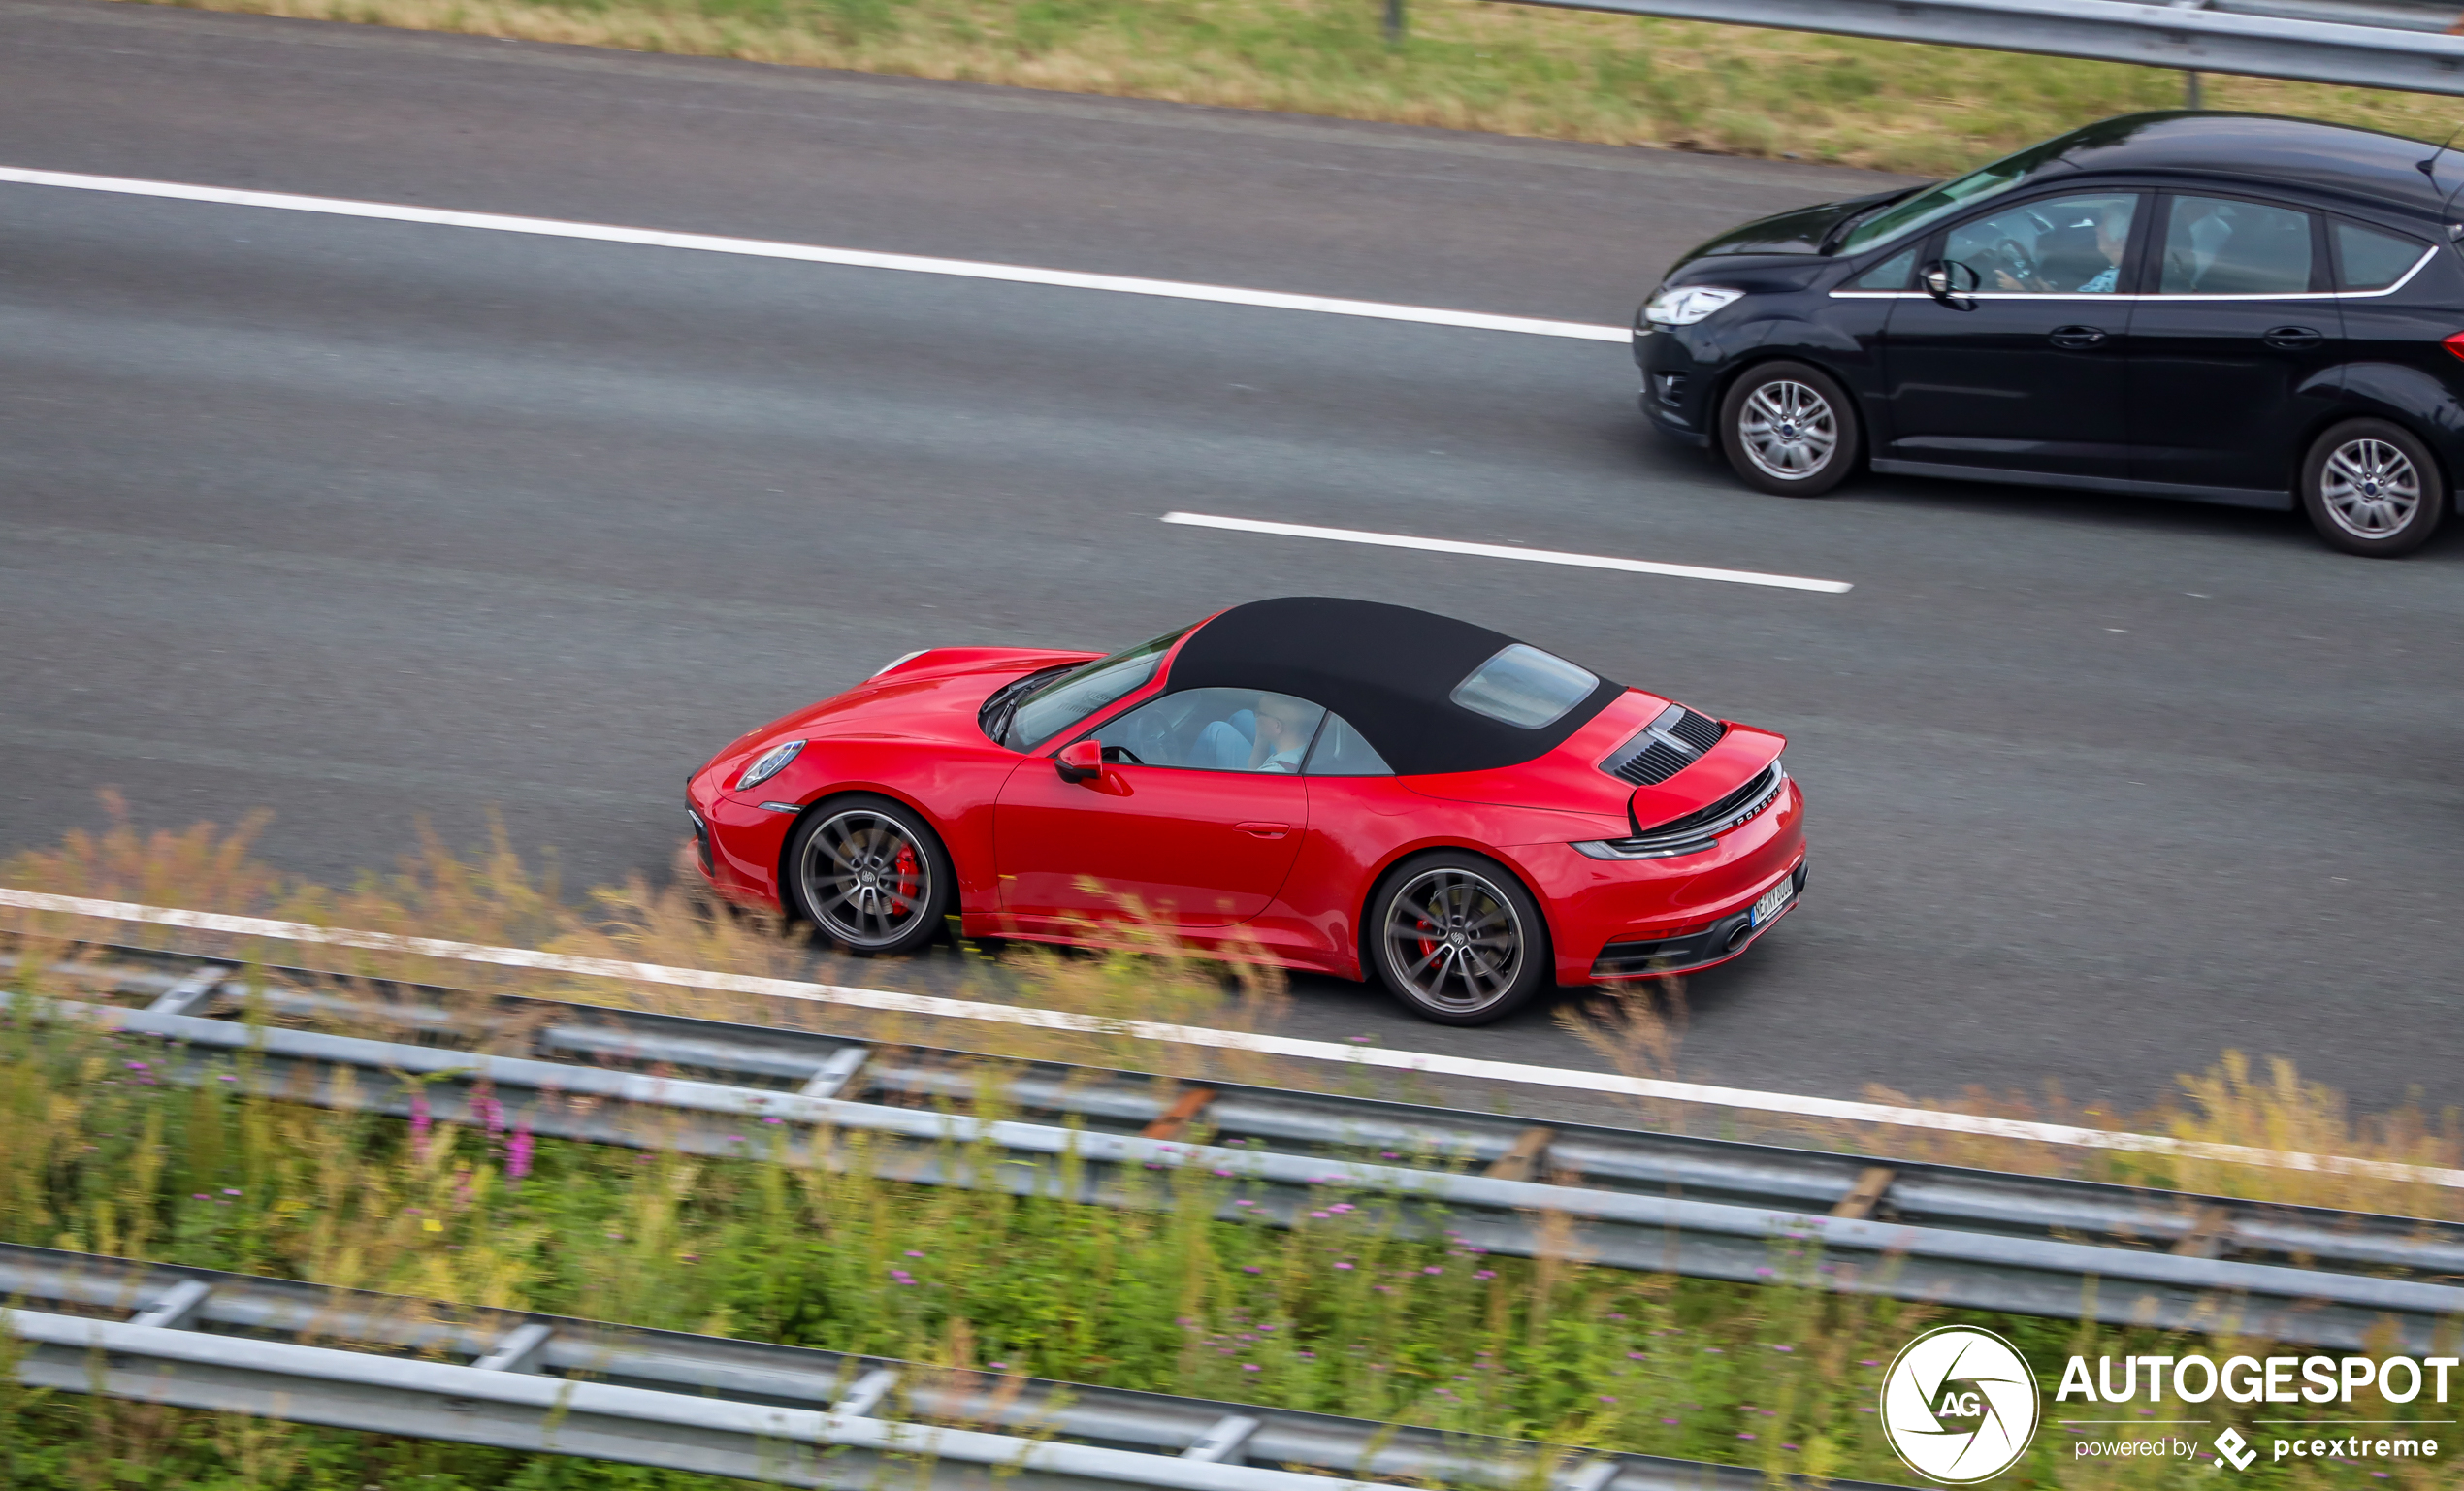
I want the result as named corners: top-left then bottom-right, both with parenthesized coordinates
top-left (1851, 248), bottom-right (1916, 290)
top-left (2156, 196), bottom-right (2318, 295)
top-left (1941, 193), bottom-right (2139, 295)
top-left (2332, 220), bottom-right (2429, 292)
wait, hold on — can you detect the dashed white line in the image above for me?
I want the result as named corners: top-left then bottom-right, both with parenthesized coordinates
top-left (0, 165), bottom-right (1631, 341)
top-left (1161, 511), bottom-right (1854, 594)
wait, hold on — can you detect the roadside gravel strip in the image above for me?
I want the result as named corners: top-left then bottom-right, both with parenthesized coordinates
top-left (5, 887), bottom-right (2458, 1190)
top-left (0, 166), bottom-right (1632, 341)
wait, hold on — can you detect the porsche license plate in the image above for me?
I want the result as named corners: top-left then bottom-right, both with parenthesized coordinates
top-left (1749, 875), bottom-right (1797, 927)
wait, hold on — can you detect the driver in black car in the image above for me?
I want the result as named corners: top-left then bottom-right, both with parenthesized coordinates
top-left (1990, 200), bottom-right (2131, 294)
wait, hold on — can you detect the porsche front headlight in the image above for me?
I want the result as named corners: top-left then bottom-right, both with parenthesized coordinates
top-left (734, 739), bottom-right (804, 792)
top-left (1643, 284), bottom-right (1745, 327)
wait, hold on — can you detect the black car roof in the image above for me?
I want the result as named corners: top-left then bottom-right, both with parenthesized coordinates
top-left (2016, 112), bottom-right (2449, 216)
top-left (1167, 598), bottom-right (1623, 776)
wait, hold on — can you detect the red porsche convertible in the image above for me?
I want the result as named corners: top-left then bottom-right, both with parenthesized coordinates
top-left (686, 598), bottom-right (1804, 1024)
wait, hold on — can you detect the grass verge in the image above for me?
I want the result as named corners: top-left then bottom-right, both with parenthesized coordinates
top-left (3, 806), bottom-right (2462, 1487)
top-left (134, 0), bottom-right (2464, 177)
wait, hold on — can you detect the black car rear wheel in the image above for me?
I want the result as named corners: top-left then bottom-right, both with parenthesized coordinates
top-left (2301, 419), bottom-right (2447, 557)
top-left (787, 794), bottom-right (954, 955)
top-left (1367, 852), bottom-right (1550, 1025)
top-left (1719, 360), bottom-right (1861, 497)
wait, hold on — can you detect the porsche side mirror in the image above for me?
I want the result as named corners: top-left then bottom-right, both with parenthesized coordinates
top-left (1054, 739), bottom-right (1103, 785)
top-left (1919, 259), bottom-right (1979, 310)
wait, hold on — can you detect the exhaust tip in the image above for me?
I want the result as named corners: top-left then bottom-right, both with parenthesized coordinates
top-left (1724, 921), bottom-right (1755, 954)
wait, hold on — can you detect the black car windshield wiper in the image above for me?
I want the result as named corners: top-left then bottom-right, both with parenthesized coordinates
top-left (1818, 188), bottom-right (1921, 254)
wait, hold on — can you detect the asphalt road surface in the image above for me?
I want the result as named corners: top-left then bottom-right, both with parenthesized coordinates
top-left (4, 0), bottom-right (2458, 1115)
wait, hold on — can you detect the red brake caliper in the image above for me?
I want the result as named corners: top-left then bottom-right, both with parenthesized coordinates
top-left (892, 842), bottom-right (922, 921)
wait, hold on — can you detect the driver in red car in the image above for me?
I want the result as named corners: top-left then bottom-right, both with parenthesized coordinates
top-left (1249, 693), bottom-right (1315, 772)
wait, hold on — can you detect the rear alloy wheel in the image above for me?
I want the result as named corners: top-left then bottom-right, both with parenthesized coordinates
top-left (2301, 419), bottom-right (2447, 557)
top-left (1369, 853), bottom-right (1550, 1026)
top-left (1718, 360), bottom-right (1862, 497)
top-left (787, 795), bottom-right (953, 956)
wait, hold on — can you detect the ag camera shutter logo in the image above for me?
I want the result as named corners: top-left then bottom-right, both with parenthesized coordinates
top-left (1881, 1326), bottom-right (2042, 1482)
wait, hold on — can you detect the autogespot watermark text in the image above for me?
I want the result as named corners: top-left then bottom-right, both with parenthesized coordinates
top-left (1881, 1332), bottom-right (2456, 1483)
top-left (2058, 1353), bottom-right (2453, 1475)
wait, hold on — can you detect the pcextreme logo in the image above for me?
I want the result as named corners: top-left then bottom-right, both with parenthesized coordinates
top-left (1878, 1327), bottom-right (2457, 1482)
top-left (1881, 1326), bottom-right (2043, 1483)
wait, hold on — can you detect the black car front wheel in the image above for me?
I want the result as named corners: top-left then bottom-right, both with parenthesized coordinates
top-left (1367, 852), bottom-right (1550, 1026)
top-left (2301, 419), bottom-right (2447, 557)
top-left (1718, 360), bottom-right (1862, 497)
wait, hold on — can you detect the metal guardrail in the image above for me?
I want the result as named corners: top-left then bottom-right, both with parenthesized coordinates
top-left (9, 946), bottom-right (2464, 1352)
top-left (1, 1243), bottom-right (1908, 1491)
top-left (1488, 0), bottom-right (2464, 99)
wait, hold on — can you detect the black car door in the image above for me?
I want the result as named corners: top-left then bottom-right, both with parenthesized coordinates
top-left (1876, 190), bottom-right (2145, 481)
top-left (2124, 191), bottom-right (2344, 502)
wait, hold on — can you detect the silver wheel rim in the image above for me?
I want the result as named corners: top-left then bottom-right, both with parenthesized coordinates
top-left (1381, 867), bottom-right (1524, 1016)
top-left (2320, 438), bottom-right (2422, 539)
top-left (1738, 379), bottom-right (1839, 481)
top-left (798, 809), bottom-right (933, 950)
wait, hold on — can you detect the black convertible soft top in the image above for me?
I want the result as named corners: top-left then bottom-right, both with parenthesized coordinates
top-left (1165, 597), bottom-right (1623, 776)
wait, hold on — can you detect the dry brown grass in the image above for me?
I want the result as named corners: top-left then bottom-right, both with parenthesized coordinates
top-left (11, 799), bottom-right (2460, 1223)
top-left (130, 0), bottom-right (2464, 176)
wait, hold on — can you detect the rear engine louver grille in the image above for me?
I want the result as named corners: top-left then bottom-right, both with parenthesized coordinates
top-left (1603, 705), bottom-right (1729, 785)
top-left (1591, 762), bottom-right (1787, 859)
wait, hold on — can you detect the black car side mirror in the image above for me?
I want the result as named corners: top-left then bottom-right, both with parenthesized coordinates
top-left (1919, 259), bottom-right (1980, 310)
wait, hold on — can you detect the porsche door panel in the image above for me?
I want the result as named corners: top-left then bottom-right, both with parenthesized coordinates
top-left (993, 765), bottom-right (1308, 928)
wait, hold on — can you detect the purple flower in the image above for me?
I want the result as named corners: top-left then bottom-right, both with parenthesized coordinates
top-left (124, 1061), bottom-right (148, 1070)
top-left (1241, 1265), bottom-right (1262, 1274)
top-left (1422, 1265), bottom-right (1443, 1275)
top-left (222, 1187), bottom-right (241, 1196)
top-left (410, 1089), bottom-right (433, 1158)
top-left (1241, 1363), bottom-right (1260, 1373)
top-left (1475, 1269), bottom-right (1496, 1280)
top-left (1334, 1261), bottom-right (1354, 1271)
top-left (905, 1249), bottom-right (925, 1257)
top-left (507, 1127), bottom-right (535, 1182)
top-left (1600, 1395), bottom-right (1618, 1405)
top-left (1738, 1433), bottom-right (1757, 1441)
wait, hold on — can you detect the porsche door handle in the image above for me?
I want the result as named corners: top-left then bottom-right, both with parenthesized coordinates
top-left (2047, 325), bottom-right (2107, 349)
top-left (1237, 822), bottom-right (1291, 838)
top-left (2263, 325), bottom-right (2323, 349)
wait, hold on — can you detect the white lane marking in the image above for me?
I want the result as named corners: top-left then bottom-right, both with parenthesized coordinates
top-left (1162, 511), bottom-right (1854, 594)
top-left (5, 887), bottom-right (2453, 1188)
top-left (0, 166), bottom-right (1630, 342)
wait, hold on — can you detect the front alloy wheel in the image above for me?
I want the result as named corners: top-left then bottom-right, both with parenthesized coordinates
top-left (790, 797), bottom-right (952, 955)
top-left (2301, 419), bottom-right (2445, 556)
top-left (1371, 854), bottom-right (1548, 1025)
top-left (1718, 360), bottom-right (1862, 498)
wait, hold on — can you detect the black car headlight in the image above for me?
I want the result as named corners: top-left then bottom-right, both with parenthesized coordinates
top-left (1643, 285), bottom-right (1745, 328)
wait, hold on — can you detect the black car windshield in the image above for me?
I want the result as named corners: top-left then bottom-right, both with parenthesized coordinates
top-left (1835, 135), bottom-right (2078, 255)
top-left (1001, 625), bottom-right (1194, 751)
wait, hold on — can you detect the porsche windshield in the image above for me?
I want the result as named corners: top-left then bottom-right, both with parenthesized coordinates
top-left (1002, 625), bottom-right (1193, 751)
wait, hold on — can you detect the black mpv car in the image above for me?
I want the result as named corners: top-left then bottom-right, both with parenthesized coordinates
top-left (1637, 112), bottom-right (2464, 555)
